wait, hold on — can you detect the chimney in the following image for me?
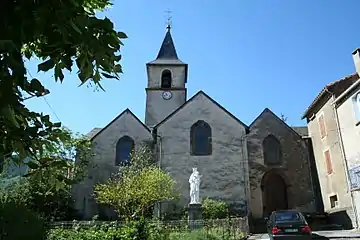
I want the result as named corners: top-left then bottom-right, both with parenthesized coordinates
top-left (352, 48), bottom-right (360, 75)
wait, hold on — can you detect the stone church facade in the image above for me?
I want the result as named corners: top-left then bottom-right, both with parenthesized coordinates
top-left (72, 26), bottom-right (320, 220)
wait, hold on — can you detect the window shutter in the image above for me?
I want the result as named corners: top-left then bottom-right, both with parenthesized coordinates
top-left (318, 115), bottom-right (326, 139)
top-left (324, 150), bottom-right (333, 175)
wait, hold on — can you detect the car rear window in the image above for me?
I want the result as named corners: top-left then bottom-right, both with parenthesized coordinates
top-left (275, 212), bottom-right (302, 222)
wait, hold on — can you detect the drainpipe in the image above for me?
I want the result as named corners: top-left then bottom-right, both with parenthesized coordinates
top-left (242, 135), bottom-right (251, 217)
top-left (327, 89), bottom-right (359, 228)
top-left (154, 130), bottom-right (163, 219)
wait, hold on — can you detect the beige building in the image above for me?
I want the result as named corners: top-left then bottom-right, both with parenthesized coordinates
top-left (302, 50), bottom-right (360, 229)
top-left (73, 26), bottom-right (318, 221)
top-left (333, 49), bottom-right (360, 228)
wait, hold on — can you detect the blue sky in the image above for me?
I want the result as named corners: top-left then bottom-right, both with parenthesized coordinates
top-left (25, 0), bottom-right (360, 135)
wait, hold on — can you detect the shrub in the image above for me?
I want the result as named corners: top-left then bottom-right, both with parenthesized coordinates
top-left (202, 198), bottom-right (228, 219)
top-left (169, 229), bottom-right (244, 240)
top-left (47, 220), bottom-right (169, 240)
top-left (47, 223), bottom-right (137, 240)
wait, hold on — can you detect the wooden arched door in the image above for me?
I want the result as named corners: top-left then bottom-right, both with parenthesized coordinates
top-left (261, 172), bottom-right (288, 216)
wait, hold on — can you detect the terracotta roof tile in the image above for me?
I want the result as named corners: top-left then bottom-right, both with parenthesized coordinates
top-left (302, 73), bottom-right (358, 119)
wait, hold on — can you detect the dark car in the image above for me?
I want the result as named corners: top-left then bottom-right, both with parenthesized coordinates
top-left (265, 210), bottom-right (312, 239)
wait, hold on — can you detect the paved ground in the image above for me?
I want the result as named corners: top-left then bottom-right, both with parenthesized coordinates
top-left (248, 230), bottom-right (360, 239)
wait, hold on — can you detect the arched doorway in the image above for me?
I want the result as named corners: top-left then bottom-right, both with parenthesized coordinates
top-left (261, 171), bottom-right (288, 216)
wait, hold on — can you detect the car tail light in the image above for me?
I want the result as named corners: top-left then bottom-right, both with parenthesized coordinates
top-left (301, 225), bottom-right (311, 233)
top-left (272, 227), bottom-right (282, 234)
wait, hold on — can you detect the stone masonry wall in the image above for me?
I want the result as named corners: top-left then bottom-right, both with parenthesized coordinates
top-left (247, 109), bottom-right (315, 218)
top-left (156, 92), bottom-right (249, 215)
top-left (72, 110), bottom-right (153, 220)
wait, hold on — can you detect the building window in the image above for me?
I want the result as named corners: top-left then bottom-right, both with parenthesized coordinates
top-left (324, 150), bottom-right (333, 175)
top-left (330, 195), bottom-right (338, 208)
top-left (318, 114), bottom-right (326, 139)
top-left (190, 120), bottom-right (212, 156)
top-left (161, 70), bottom-right (172, 89)
top-left (115, 136), bottom-right (135, 166)
top-left (353, 92), bottom-right (360, 124)
top-left (262, 135), bottom-right (282, 166)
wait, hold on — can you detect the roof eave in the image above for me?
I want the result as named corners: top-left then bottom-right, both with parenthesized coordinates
top-left (334, 78), bottom-right (360, 104)
top-left (301, 88), bottom-right (328, 119)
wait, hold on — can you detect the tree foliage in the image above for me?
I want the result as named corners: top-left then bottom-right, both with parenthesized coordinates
top-left (0, 128), bottom-right (93, 221)
top-left (0, 0), bottom-right (126, 175)
top-left (27, 127), bottom-right (94, 190)
top-left (94, 146), bottom-right (178, 220)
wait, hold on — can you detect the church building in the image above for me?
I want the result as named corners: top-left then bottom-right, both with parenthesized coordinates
top-left (73, 25), bottom-right (321, 220)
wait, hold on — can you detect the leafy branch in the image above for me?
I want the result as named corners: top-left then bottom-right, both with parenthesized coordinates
top-left (0, 0), bottom-right (126, 179)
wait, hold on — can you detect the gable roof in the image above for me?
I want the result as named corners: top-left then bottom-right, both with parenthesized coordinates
top-left (301, 73), bottom-right (358, 119)
top-left (292, 126), bottom-right (309, 137)
top-left (249, 108), bottom-right (304, 139)
top-left (87, 109), bottom-right (150, 141)
top-left (154, 90), bottom-right (249, 132)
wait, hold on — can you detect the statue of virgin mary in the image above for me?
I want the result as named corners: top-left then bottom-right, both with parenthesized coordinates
top-left (189, 168), bottom-right (201, 204)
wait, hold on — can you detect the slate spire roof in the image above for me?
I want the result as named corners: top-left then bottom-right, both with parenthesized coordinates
top-left (156, 25), bottom-right (179, 60)
top-left (147, 25), bottom-right (186, 65)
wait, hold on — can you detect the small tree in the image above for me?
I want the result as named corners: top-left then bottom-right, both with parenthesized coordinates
top-left (94, 146), bottom-right (178, 220)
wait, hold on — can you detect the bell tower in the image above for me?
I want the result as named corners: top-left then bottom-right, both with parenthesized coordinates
top-left (145, 24), bottom-right (188, 127)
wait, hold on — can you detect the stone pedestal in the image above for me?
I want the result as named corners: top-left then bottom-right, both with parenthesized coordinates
top-left (188, 203), bottom-right (203, 230)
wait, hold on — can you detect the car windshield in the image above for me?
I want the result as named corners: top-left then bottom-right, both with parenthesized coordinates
top-left (275, 212), bottom-right (302, 222)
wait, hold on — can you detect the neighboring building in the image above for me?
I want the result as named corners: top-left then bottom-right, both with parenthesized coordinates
top-left (302, 50), bottom-right (360, 228)
top-left (73, 25), bottom-right (318, 220)
top-left (333, 49), bottom-right (360, 228)
top-left (247, 110), bottom-right (319, 218)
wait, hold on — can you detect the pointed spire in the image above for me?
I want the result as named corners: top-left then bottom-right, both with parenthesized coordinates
top-left (156, 27), bottom-right (179, 60)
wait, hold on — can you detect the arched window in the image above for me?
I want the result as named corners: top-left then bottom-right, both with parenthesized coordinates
top-left (262, 135), bottom-right (282, 166)
top-left (190, 120), bottom-right (212, 156)
top-left (161, 70), bottom-right (172, 88)
top-left (115, 136), bottom-right (135, 166)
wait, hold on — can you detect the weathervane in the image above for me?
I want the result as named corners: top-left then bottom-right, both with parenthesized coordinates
top-left (165, 9), bottom-right (172, 30)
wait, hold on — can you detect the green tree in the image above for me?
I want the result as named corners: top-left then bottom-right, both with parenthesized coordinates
top-left (26, 127), bottom-right (94, 190)
top-left (0, 128), bottom-right (93, 221)
top-left (94, 146), bottom-right (179, 220)
top-left (0, 0), bottom-right (126, 175)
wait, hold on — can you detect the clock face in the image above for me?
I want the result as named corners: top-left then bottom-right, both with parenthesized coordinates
top-left (162, 91), bottom-right (172, 100)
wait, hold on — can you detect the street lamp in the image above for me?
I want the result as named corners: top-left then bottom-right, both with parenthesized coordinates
top-left (22, 89), bottom-right (50, 101)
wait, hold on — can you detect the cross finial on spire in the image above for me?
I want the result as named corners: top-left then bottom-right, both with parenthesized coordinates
top-left (165, 9), bottom-right (172, 31)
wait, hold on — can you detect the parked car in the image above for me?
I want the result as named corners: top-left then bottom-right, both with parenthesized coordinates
top-left (265, 210), bottom-right (312, 239)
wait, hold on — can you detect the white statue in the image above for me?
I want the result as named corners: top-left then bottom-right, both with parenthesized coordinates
top-left (189, 168), bottom-right (202, 204)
